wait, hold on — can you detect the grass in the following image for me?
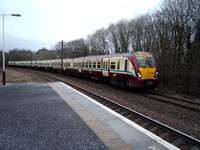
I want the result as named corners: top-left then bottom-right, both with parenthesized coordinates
top-left (0, 68), bottom-right (45, 83)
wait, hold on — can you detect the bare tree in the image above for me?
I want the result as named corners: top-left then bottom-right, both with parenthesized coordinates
top-left (86, 28), bottom-right (109, 55)
top-left (65, 38), bottom-right (89, 58)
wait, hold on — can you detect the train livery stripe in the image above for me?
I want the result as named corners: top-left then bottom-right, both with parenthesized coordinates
top-left (37, 64), bottom-right (136, 77)
top-left (110, 69), bottom-right (136, 77)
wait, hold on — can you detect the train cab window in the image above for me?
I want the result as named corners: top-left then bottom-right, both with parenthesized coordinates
top-left (111, 62), bottom-right (116, 69)
top-left (93, 62), bottom-right (96, 68)
top-left (147, 57), bottom-right (155, 67)
top-left (137, 57), bottom-right (147, 67)
top-left (97, 62), bottom-right (101, 68)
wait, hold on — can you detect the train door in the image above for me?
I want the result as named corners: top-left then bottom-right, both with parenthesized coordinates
top-left (124, 58), bottom-right (128, 74)
top-left (103, 58), bottom-right (109, 77)
top-left (78, 60), bottom-right (82, 73)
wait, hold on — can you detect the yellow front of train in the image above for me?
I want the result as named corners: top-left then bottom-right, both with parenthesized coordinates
top-left (135, 51), bottom-right (158, 88)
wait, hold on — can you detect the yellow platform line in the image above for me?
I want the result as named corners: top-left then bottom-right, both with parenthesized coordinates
top-left (49, 82), bottom-right (132, 150)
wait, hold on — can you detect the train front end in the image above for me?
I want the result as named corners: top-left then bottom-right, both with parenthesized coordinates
top-left (133, 51), bottom-right (158, 88)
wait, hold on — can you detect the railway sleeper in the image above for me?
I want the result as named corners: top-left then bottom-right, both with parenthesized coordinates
top-left (110, 105), bottom-right (117, 109)
top-left (171, 138), bottom-right (184, 147)
top-left (149, 126), bottom-right (158, 133)
top-left (126, 114), bottom-right (133, 119)
top-left (113, 108), bottom-right (121, 112)
top-left (104, 103), bottom-right (113, 107)
top-left (159, 132), bottom-right (170, 139)
top-left (120, 111), bottom-right (127, 116)
top-left (141, 122), bottom-right (149, 128)
top-left (133, 118), bottom-right (141, 123)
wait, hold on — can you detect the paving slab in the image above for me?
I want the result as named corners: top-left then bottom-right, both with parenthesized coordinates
top-left (52, 82), bottom-right (179, 150)
top-left (0, 83), bottom-right (107, 150)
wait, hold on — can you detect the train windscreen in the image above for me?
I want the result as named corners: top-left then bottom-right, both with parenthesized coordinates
top-left (137, 57), bottom-right (155, 68)
top-left (137, 57), bottom-right (147, 67)
top-left (146, 57), bottom-right (155, 67)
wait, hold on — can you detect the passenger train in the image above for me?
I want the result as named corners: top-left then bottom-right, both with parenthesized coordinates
top-left (8, 51), bottom-right (158, 88)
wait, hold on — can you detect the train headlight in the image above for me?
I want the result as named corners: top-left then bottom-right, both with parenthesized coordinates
top-left (136, 71), bottom-right (142, 78)
top-left (154, 71), bottom-right (159, 77)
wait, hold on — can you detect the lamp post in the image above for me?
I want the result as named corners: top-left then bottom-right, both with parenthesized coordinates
top-left (1, 14), bottom-right (21, 85)
top-left (61, 40), bottom-right (63, 77)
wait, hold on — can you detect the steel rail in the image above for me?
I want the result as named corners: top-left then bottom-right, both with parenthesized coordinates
top-left (146, 89), bottom-right (200, 105)
top-left (135, 89), bottom-right (200, 112)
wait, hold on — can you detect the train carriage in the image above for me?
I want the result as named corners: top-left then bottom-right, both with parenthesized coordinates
top-left (8, 51), bottom-right (158, 88)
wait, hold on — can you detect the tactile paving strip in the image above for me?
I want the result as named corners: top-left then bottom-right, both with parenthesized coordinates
top-left (49, 83), bottom-right (132, 150)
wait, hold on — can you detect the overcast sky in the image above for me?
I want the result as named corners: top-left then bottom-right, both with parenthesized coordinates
top-left (0, 0), bottom-right (162, 52)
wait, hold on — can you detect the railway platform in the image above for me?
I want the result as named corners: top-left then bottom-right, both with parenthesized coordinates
top-left (0, 82), bottom-right (179, 150)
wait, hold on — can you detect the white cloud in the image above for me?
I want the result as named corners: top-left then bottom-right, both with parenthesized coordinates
top-left (0, 0), bottom-right (162, 51)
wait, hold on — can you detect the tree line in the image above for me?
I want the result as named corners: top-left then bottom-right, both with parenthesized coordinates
top-left (0, 0), bottom-right (199, 96)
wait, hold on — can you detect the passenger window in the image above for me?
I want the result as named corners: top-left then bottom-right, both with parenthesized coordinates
top-left (89, 62), bottom-right (92, 68)
top-left (93, 62), bottom-right (96, 68)
top-left (111, 62), bottom-right (116, 69)
top-left (97, 62), bottom-right (101, 68)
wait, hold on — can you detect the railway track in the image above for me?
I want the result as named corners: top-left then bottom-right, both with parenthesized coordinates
top-left (25, 69), bottom-right (200, 149)
top-left (136, 89), bottom-right (200, 112)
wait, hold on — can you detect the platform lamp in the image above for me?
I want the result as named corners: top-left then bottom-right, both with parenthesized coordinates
top-left (1, 14), bottom-right (21, 85)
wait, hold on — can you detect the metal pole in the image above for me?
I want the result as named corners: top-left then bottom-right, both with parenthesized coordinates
top-left (0, 14), bottom-right (20, 85)
top-left (61, 40), bottom-right (63, 77)
top-left (2, 15), bottom-right (6, 85)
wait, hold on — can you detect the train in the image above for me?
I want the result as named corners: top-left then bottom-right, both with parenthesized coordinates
top-left (8, 51), bottom-right (158, 88)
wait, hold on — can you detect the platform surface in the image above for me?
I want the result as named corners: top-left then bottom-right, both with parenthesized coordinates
top-left (0, 82), bottom-right (179, 150)
top-left (0, 83), bottom-right (107, 149)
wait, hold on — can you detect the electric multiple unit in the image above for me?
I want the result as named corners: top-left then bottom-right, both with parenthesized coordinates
top-left (8, 51), bottom-right (158, 88)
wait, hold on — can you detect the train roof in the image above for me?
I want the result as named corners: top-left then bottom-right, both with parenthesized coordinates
top-left (9, 51), bottom-right (152, 63)
top-left (73, 52), bottom-right (134, 60)
top-left (72, 51), bottom-right (152, 60)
